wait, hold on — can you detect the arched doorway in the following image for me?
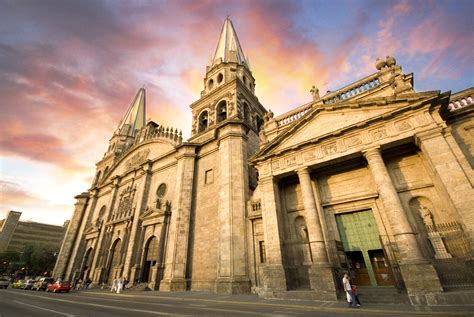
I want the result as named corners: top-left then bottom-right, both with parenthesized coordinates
top-left (107, 239), bottom-right (122, 284)
top-left (141, 236), bottom-right (159, 283)
top-left (81, 247), bottom-right (94, 279)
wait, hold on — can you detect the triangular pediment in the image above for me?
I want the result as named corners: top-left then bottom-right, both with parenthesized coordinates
top-left (254, 92), bottom-right (440, 160)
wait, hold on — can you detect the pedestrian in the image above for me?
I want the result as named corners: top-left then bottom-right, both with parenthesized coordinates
top-left (85, 277), bottom-right (92, 289)
top-left (111, 278), bottom-right (118, 292)
top-left (351, 284), bottom-right (361, 306)
top-left (116, 277), bottom-right (123, 294)
top-left (343, 273), bottom-right (358, 308)
top-left (123, 277), bottom-right (129, 290)
top-left (76, 278), bottom-right (83, 290)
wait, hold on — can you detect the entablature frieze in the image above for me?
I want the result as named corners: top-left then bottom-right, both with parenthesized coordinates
top-left (257, 110), bottom-right (436, 178)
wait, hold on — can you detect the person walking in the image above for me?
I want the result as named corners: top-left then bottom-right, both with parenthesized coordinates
top-left (351, 284), bottom-right (361, 306)
top-left (116, 277), bottom-right (123, 294)
top-left (111, 278), bottom-right (118, 292)
top-left (343, 273), bottom-right (358, 308)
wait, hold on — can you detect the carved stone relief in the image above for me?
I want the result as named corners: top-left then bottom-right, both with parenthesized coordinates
top-left (344, 135), bottom-right (363, 148)
top-left (371, 127), bottom-right (387, 140)
top-left (125, 149), bottom-right (150, 171)
top-left (322, 143), bottom-right (338, 156)
top-left (395, 120), bottom-right (412, 131)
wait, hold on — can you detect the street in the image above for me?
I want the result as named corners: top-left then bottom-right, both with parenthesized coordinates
top-left (0, 288), bottom-right (472, 317)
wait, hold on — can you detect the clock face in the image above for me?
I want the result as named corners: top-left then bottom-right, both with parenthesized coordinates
top-left (157, 183), bottom-right (167, 198)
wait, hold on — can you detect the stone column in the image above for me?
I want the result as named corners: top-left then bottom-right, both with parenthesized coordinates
top-left (160, 145), bottom-right (196, 292)
top-left (296, 168), bottom-right (337, 300)
top-left (53, 192), bottom-right (89, 279)
top-left (416, 129), bottom-right (474, 247)
top-left (363, 147), bottom-right (442, 299)
top-left (259, 175), bottom-right (287, 295)
top-left (64, 190), bottom-right (99, 280)
top-left (123, 163), bottom-right (153, 278)
top-left (90, 177), bottom-right (121, 284)
top-left (215, 123), bottom-right (251, 294)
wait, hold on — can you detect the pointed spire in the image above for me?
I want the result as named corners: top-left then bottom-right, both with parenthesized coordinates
top-left (211, 17), bottom-right (249, 69)
top-left (117, 88), bottom-right (146, 137)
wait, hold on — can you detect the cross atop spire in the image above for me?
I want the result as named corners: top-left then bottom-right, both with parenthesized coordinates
top-left (211, 18), bottom-right (249, 69)
top-left (116, 88), bottom-right (146, 137)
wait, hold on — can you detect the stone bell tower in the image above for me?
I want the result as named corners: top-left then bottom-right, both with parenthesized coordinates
top-left (188, 18), bottom-right (267, 293)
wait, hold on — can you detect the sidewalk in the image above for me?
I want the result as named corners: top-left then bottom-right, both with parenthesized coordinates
top-left (80, 288), bottom-right (474, 316)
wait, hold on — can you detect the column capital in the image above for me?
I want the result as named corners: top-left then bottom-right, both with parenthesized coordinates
top-left (259, 175), bottom-right (276, 185)
top-left (414, 127), bottom-right (444, 146)
top-left (295, 166), bottom-right (311, 176)
top-left (362, 146), bottom-right (381, 159)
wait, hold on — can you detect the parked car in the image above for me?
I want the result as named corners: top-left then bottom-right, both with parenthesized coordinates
top-left (21, 279), bottom-right (35, 290)
top-left (46, 281), bottom-right (71, 293)
top-left (32, 277), bottom-right (55, 291)
top-left (12, 279), bottom-right (25, 289)
top-left (0, 277), bottom-right (10, 289)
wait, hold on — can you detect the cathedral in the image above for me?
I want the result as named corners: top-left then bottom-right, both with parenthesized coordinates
top-left (54, 18), bottom-right (474, 305)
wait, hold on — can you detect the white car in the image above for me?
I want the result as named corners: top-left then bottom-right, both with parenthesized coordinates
top-left (0, 277), bottom-right (10, 289)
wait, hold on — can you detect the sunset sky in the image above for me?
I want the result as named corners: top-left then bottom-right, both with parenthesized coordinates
top-left (1, 0), bottom-right (473, 225)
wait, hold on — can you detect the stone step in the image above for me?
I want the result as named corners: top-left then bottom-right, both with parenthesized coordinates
top-left (354, 286), bottom-right (410, 304)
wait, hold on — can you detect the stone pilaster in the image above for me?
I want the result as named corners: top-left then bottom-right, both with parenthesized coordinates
top-left (363, 147), bottom-right (443, 298)
top-left (53, 192), bottom-right (89, 279)
top-left (89, 177), bottom-right (121, 283)
top-left (123, 163), bottom-right (153, 278)
top-left (215, 123), bottom-right (251, 294)
top-left (296, 168), bottom-right (337, 300)
top-left (416, 129), bottom-right (474, 248)
top-left (160, 145), bottom-right (196, 292)
top-left (259, 176), bottom-right (287, 294)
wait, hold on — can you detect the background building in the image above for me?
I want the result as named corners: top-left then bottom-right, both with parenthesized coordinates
top-left (0, 210), bottom-right (68, 253)
top-left (54, 18), bottom-right (473, 305)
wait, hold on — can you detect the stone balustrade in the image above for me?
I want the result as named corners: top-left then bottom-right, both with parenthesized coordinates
top-left (119, 125), bottom-right (183, 160)
top-left (276, 105), bottom-right (312, 127)
top-left (322, 76), bottom-right (381, 105)
top-left (448, 95), bottom-right (472, 111)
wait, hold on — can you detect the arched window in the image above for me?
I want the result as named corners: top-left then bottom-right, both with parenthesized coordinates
top-left (96, 205), bottom-right (106, 225)
top-left (217, 73), bottom-right (223, 84)
top-left (103, 166), bottom-right (109, 180)
top-left (208, 79), bottom-right (214, 90)
top-left (156, 183), bottom-right (167, 209)
top-left (243, 102), bottom-right (250, 123)
top-left (217, 100), bottom-right (227, 122)
top-left (198, 111), bottom-right (209, 133)
top-left (255, 115), bottom-right (263, 133)
top-left (93, 171), bottom-right (101, 186)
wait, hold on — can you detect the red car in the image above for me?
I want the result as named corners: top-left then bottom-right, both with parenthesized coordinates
top-left (46, 281), bottom-right (71, 293)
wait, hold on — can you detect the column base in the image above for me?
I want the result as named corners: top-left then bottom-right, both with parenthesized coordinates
top-left (308, 264), bottom-right (338, 301)
top-left (262, 264), bottom-right (287, 293)
top-left (159, 278), bottom-right (186, 292)
top-left (215, 277), bottom-right (251, 294)
top-left (400, 261), bottom-right (443, 296)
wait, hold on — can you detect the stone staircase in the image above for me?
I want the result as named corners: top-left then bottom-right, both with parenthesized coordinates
top-left (355, 286), bottom-right (410, 304)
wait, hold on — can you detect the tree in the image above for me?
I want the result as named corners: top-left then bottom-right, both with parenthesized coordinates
top-left (0, 250), bottom-right (21, 274)
top-left (20, 243), bottom-right (58, 277)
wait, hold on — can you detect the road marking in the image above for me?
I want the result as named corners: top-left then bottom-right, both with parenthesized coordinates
top-left (197, 307), bottom-right (263, 315)
top-left (13, 300), bottom-right (75, 317)
top-left (11, 292), bottom-right (179, 316)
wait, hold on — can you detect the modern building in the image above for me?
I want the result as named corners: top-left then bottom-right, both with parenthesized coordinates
top-left (53, 18), bottom-right (474, 305)
top-left (0, 210), bottom-right (68, 253)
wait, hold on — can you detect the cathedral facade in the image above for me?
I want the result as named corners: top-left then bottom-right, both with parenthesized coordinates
top-left (54, 19), bottom-right (474, 305)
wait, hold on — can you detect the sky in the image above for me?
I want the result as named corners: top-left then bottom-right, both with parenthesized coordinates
top-left (0, 0), bottom-right (473, 225)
